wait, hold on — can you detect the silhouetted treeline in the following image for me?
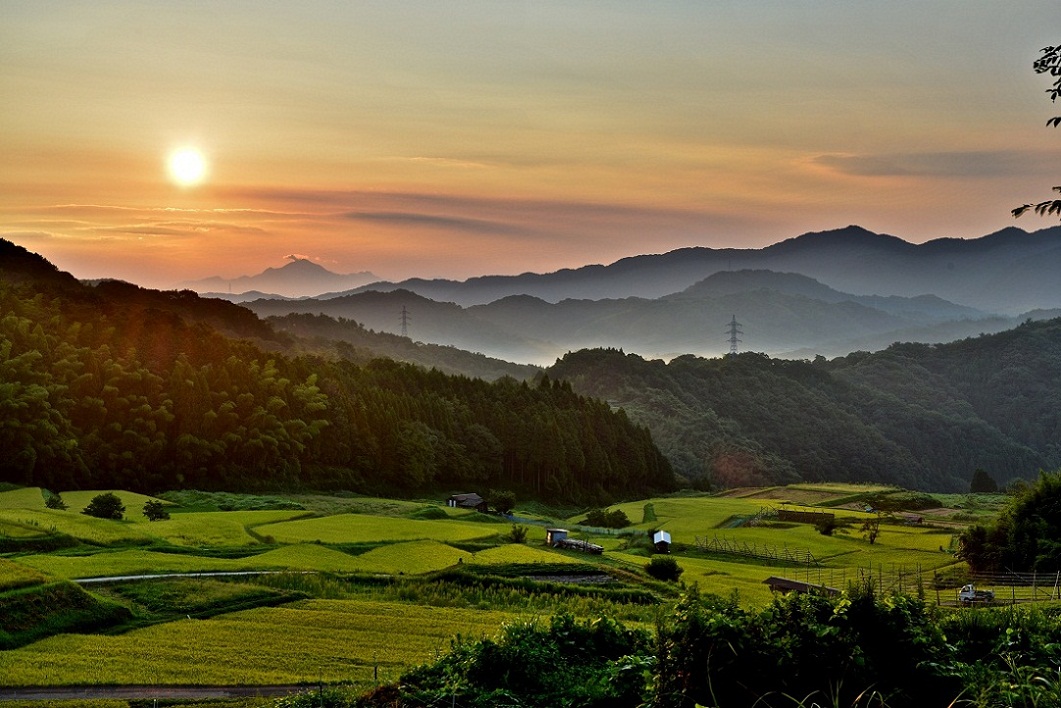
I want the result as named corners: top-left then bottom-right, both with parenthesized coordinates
top-left (0, 240), bottom-right (673, 502)
top-left (548, 324), bottom-right (1061, 491)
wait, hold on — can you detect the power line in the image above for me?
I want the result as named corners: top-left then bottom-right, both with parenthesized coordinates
top-left (725, 315), bottom-right (742, 355)
top-left (398, 305), bottom-right (411, 337)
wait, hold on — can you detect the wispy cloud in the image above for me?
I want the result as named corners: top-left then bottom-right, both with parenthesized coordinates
top-left (814, 150), bottom-right (1060, 178)
top-left (344, 211), bottom-right (535, 236)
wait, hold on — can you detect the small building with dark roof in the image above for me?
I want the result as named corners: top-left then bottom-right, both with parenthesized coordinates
top-left (447, 493), bottom-right (488, 513)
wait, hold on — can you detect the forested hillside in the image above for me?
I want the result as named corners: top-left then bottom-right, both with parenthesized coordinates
top-left (548, 323), bottom-right (1061, 492)
top-left (266, 312), bottom-right (540, 382)
top-left (0, 240), bottom-right (673, 502)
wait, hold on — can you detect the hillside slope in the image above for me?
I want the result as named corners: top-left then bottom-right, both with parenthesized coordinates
top-left (548, 320), bottom-right (1061, 492)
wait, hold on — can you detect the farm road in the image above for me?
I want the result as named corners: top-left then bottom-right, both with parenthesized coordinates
top-left (0, 684), bottom-right (311, 702)
top-left (72, 570), bottom-right (289, 584)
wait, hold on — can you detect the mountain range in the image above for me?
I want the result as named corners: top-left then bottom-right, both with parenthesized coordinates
top-left (195, 224), bottom-right (1061, 364)
top-left (196, 225), bottom-right (1061, 314)
top-left (182, 257), bottom-right (378, 298)
top-left (244, 269), bottom-right (1024, 364)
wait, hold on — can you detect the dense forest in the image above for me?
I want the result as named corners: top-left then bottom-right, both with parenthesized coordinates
top-left (548, 323), bottom-right (1061, 491)
top-left (0, 240), bottom-right (673, 502)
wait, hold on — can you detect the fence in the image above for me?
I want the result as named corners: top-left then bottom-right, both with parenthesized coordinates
top-left (695, 535), bottom-right (819, 566)
top-left (769, 565), bottom-right (1061, 606)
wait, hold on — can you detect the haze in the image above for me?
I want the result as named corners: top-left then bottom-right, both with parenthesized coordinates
top-left (1, 2), bottom-right (1058, 289)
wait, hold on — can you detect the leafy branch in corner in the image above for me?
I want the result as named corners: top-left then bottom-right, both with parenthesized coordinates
top-left (1013, 45), bottom-right (1061, 218)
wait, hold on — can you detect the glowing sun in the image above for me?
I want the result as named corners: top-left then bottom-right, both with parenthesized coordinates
top-left (167, 148), bottom-right (208, 187)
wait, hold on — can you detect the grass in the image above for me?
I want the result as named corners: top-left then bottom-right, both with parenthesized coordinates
top-left (0, 558), bottom-right (50, 591)
top-left (346, 540), bottom-right (466, 574)
top-left (58, 490), bottom-right (172, 524)
top-left (254, 513), bottom-right (502, 545)
top-left (0, 509), bottom-right (154, 545)
top-left (0, 581), bottom-right (132, 649)
top-left (470, 544), bottom-right (583, 566)
top-left (0, 599), bottom-right (517, 687)
top-left (18, 543), bottom-right (371, 579)
top-left (0, 487), bottom-right (47, 510)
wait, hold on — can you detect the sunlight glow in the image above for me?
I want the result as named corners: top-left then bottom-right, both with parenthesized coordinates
top-left (167, 148), bottom-right (208, 187)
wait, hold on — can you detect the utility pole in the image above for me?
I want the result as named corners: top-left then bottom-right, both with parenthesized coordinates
top-left (400, 305), bottom-right (410, 338)
top-left (726, 315), bottom-right (742, 355)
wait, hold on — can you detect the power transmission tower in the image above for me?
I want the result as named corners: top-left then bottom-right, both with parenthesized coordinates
top-left (399, 305), bottom-right (410, 338)
top-left (726, 315), bottom-right (742, 355)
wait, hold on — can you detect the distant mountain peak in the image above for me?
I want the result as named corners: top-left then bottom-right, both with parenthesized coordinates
top-left (180, 259), bottom-right (379, 298)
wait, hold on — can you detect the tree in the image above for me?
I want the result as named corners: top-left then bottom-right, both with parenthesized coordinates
top-left (1013, 45), bottom-right (1061, 219)
top-left (959, 469), bottom-right (1061, 572)
top-left (970, 468), bottom-right (999, 494)
top-left (44, 493), bottom-right (67, 510)
top-left (860, 511), bottom-right (882, 545)
top-left (488, 489), bottom-right (516, 515)
top-left (143, 499), bottom-right (170, 521)
top-left (82, 492), bottom-right (125, 520)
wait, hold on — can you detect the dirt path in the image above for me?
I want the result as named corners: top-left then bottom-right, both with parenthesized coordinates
top-left (0, 684), bottom-right (314, 702)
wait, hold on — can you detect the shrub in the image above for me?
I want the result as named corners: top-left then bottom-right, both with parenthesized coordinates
top-left (584, 507), bottom-right (631, 528)
top-left (82, 492), bottom-right (125, 520)
top-left (507, 524), bottom-right (528, 544)
top-left (44, 493), bottom-right (67, 511)
top-left (488, 489), bottom-right (516, 515)
top-left (644, 555), bottom-right (683, 581)
top-left (142, 499), bottom-right (170, 521)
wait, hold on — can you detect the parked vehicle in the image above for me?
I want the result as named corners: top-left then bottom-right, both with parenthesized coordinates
top-left (958, 584), bottom-right (994, 604)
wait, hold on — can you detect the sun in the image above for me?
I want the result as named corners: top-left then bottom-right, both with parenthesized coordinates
top-left (167, 147), bottom-right (208, 187)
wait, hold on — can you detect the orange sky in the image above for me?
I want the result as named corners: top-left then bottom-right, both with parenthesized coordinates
top-left (2, 2), bottom-right (1059, 289)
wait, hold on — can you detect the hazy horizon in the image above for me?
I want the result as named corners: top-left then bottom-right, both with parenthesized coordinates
top-left (2, 2), bottom-right (1059, 289)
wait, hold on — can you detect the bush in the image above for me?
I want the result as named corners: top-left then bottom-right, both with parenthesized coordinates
top-left (142, 499), bottom-right (170, 521)
top-left (81, 492), bottom-right (125, 520)
top-left (44, 493), bottom-right (67, 510)
top-left (584, 507), bottom-right (631, 529)
top-left (644, 555), bottom-right (683, 582)
top-left (507, 524), bottom-right (528, 544)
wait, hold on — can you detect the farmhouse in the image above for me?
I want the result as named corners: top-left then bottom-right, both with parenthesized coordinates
top-left (763, 576), bottom-right (840, 597)
top-left (652, 530), bottom-right (672, 553)
top-left (446, 493), bottom-right (488, 512)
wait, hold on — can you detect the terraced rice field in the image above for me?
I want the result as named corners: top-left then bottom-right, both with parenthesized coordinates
top-left (0, 509), bottom-right (154, 545)
top-left (17, 543), bottom-right (372, 579)
top-left (0, 558), bottom-right (49, 591)
top-left (0, 599), bottom-right (517, 687)
top-left (59, 491), bottom-right (172, 523)
top-left (255, 513), bottom-right (502, 545)
top-left (0, 487), bottom-right (47, 510)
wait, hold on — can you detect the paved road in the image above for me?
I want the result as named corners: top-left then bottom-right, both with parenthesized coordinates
top-left (0, 684), bottom-right (315, 702)
top-left (73, 570), bottom-right (290, 584)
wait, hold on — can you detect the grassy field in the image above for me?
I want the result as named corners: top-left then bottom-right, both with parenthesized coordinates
top-left (0, 483), bottom-right (995, 696)
top-left (0, 558), bottom-right (49, 591)
top-left (0, 487), bottom-right (47, 510)
top-left (254, 513), bottom-right (503, 545)
top-left (59, 490), bottom-right (173, 523)
top-left (0, 508), bottom-right (155, 545)
top-left (0, 599), bottom-right (516, 687)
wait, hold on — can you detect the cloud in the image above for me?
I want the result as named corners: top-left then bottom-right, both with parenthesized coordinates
top-left (814, 150), bottom-right (1060, 178)
top-left (343, 210), bottom-right (534, 236)
top-left (0, 230), bottom-right (55, 241)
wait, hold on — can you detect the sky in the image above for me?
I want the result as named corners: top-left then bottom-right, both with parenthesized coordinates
top-left (2, 1), bottom-right (1059, 289)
